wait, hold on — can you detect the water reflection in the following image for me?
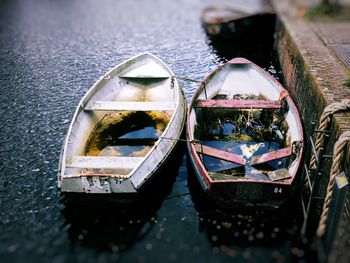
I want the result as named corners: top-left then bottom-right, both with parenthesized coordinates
top-left (85, 110), bottom-right (171, 157)
top-left (210, 37), bottom-right (276, 65)
top-left (61, 144), bottom-right (185, 252)
top-left (187, 155), bottom-right (300, 247)
top-left (187, 28), bottom-right (303, 254)
top-left (206, 14), bottom-right (277, 69)
top-left (62, 204), bottom-right (156, 252)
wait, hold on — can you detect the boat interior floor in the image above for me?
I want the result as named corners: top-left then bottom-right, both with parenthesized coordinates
top-left (68, 110), bottom-right (174, 179)
top-left (192, 104), bottom-right (294, 182)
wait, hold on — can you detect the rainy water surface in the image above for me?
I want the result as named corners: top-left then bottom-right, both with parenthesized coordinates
top-left (0, 0), bottom-right (307, 262)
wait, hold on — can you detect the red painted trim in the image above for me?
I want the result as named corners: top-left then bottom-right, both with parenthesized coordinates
top-left (186, 60), bottom-right (230, 190)
top-left (228, 57), bottom-right (252, 64)
top-left (188, 142), bottom-right (213, 187)
top-left (195, 99), bottom-right (282, 109)
top-left (193, 143), bottom-right (246, 165)
top-left (250, 147), bottom-right (293, 165)
top-left (211, 177), bottom-right (291, 185)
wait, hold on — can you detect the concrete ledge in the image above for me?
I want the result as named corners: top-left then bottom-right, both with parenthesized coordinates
top-left (272, 0), bottom-right (350, 125)
top-left (271, 0), bottom-right (350, 154)
top-left (271, 0), bottom-right (350, 261)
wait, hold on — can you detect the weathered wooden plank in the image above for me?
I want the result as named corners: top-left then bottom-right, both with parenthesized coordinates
top-left (66, 156), bottom-right (144, 169)
top-left (267, 168), bottom-right (291, 181)
top-left (195, 99), bottom-right (281, 109)
top-left (81, 174), bottom-right (130, 179)
top-left (85, 101), bottom-right (176, 111)
top-left (63, 173), bottom-right (130, 179)
top-left (193, 143), bottom-right (246, 165)
top-left (250, 147), bottom-right (292, 165)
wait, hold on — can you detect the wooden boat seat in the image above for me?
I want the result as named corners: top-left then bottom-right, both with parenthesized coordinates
top-left (66, 156), bottom-right (144, 169)
top-left (85, 101), bottom-right (176, 111)
top-left (250, 147), bottom-right (293, 165)
top-left (192, 143), bottom-right (246, 165)
top-left (195, 99), bottom-right (282, 109)
top-left (193, 143), bottom-right (293, 167)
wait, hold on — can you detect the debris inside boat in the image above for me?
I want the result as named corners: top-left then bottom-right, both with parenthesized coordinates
top-left (194, 94), bottom-right (292, 181)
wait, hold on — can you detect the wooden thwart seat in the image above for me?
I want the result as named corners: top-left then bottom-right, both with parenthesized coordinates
top-left (250, 147), bottom-right (293, 165)
top-left (193, 143), bottom-right (246, 165)
top-left (193, 143), bottom-right (293, 167)
top-left (85, 101), bottom-right (176, 111)
top-left (195, 99), bottom-right (282, 109)
top-left (66, 156), bottom-right (144, 169)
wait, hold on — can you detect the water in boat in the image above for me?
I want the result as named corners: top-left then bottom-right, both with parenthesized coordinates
top-left (194, 95), bottom-right (292, 181)
top-left (74, 110), bottom-right (172, 176)
top-left (85, 111), bottom-right (171, 157)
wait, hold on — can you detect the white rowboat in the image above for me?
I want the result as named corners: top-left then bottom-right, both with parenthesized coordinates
top-left (58, 53), bottom-right (186, 197)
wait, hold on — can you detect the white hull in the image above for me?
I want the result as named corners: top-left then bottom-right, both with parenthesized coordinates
top-left (58, 53), bottom-right (186, 194)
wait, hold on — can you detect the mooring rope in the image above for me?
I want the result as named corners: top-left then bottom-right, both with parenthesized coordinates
top-left (174, 75), bottom-right (202, 83)
top-left (160, 136), bottom-right (190, 142)
top-left (160, 136), bottom-right (202, 144)
top-left (309, 99), bottom-right (350, 170)
top-left (316, 131), bottom-right (350, 237)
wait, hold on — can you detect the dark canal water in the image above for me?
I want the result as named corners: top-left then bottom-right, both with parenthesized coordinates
top-left (0, 0), bottom-right (307, 262)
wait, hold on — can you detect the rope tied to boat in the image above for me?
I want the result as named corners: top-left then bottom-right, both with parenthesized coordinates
top-left (316, 131), bottom-right (350, 237)
top-left (160, 137), bottom-right (206, 146)
top-left (174, 75), bottom-right (202, 83)
top-left (309, 99), bottom-right (350, 170)
top-left (160, 136), bottom-right (192, 143)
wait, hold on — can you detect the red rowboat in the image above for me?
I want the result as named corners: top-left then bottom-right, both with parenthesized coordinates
top-left (186, 57), bottom-right (304, 209)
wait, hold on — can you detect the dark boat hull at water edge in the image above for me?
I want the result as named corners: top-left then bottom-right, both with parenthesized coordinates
top-left (186, 142), bottom-right (302, 209)
top-left (62, 137), bottom-right (186, 207)
top-left (186, 57), bottom-right (304, 209)
top-left (209, 178), bottom-right (298, 209)
top-left (202, 13), bottom-right (276, 41)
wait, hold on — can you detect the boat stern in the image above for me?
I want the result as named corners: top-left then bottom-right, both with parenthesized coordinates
top-left (60, 175), bottom-right (137, 194)
top-left (209, 180), bottom-right (296, 209)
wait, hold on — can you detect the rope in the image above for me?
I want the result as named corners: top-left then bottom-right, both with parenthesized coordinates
top-left (309, 99), bottom-right (350, 169)
top-left (160, 136), bottom-right (188, 142)
top-left (160, 136), bottom-right (200, 143)
top-left (316, 131), bottom-right (350, 237)
top-left (174, 75), bottom-right (202, 83)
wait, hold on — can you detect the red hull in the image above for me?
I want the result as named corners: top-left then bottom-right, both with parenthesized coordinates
top-left (186, 57), bottom-right (304, 209)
